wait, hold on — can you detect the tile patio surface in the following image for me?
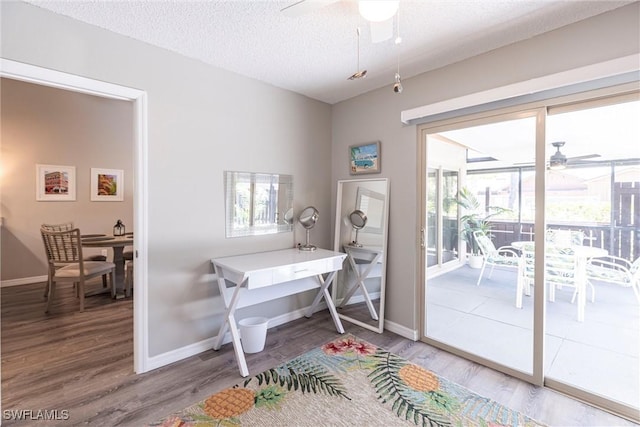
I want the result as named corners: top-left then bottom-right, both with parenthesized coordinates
top-left (425, 264), bottom-right (640, 409)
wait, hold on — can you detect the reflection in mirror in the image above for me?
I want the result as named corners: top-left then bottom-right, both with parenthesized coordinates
top-left (298, 206), bottom-right (319, 251)
top-left (224, 171), bottom-right (294, 238)
top-left (333, 178), bottom-right (389, 333)
top-left (348, 210), bottom-right (367, 247)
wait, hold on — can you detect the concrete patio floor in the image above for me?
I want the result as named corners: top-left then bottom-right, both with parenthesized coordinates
top-left (425, 264), bottom-right (640, 410)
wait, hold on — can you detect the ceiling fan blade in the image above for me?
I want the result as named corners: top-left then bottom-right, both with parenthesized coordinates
top-left (280, 0), bottom-right (340, 17)
top-left (567, 154), bottom-right (601, 162)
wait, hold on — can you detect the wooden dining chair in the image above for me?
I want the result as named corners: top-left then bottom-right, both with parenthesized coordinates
top-left (40, 227), bottom-right (115, 312)
top-left (41, 222), bottom-right (109, 297)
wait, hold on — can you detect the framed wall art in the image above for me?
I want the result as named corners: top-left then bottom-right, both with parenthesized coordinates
top-left (91, 168), bottom-right (124, 201)
top-left (36, 164), bottom-right (76, 201)
top-left (349, 141), bottom-right (381, 175)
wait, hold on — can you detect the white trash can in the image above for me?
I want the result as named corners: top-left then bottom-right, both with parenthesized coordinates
top-left (238, 317), bottom-right (269, 353)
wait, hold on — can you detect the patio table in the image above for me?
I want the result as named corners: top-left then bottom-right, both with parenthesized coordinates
top-left (511, 241), bottom-right (607, 321)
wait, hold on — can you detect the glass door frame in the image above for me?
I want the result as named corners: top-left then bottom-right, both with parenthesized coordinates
top-left (418, 108), bottom-right (546, 388)
top-left (416, 83), bottom-right (640, 422)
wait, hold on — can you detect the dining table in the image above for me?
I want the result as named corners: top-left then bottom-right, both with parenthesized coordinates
top-left (81, 234), bottom-right (133, 297)
top-left (511, 240), bottom-right (607, 321)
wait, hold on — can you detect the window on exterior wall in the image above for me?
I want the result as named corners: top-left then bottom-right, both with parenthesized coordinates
top-left (544, 165), bottom-right (611, 224)
top-left (466, 170), bottom-right (521, 221)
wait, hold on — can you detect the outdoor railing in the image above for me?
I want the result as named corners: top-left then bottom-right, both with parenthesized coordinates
top-left (488, 221), bottom-right (638, 262)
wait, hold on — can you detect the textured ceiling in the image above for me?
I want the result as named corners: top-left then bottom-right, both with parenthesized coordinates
top-left (26, 0), bottom-right (632, 104)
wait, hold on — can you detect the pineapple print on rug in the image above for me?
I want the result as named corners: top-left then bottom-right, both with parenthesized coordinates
top-left (149, 335), bottom-right (545, 427)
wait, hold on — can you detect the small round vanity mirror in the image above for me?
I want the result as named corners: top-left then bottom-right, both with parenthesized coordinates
top-left (348, 209), bottom-right (368, 247)
top-left (283, 208), bottom-right (294, 225)
top-left (298, 206), bottom-right (319, 251)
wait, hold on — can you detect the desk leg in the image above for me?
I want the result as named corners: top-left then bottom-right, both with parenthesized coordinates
top-left (306, 271), bottom-right (344, 334)
top-left (213, 281), bottom-right (249, 377)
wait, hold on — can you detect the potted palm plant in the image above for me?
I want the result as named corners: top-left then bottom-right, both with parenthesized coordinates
top-left (455, 187), bottom-right (510, 268)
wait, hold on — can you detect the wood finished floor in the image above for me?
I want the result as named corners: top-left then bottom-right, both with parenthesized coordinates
top-left (1, 282), bottom-right (637, 426)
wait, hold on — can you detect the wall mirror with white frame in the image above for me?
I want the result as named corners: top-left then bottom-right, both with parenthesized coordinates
top-left (333, 178), bottom-right (389, 333)
top-left (224, 171), bottom-right (294, 238)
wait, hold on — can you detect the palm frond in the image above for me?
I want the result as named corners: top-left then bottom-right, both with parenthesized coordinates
top-left (244, 357), bottom-right (351, 400)
top-left (368, 350), bottom-right (453, 427)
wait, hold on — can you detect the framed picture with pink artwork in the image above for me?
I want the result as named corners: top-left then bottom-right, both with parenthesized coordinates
top-left (36, 164), bottom-right (76, 201)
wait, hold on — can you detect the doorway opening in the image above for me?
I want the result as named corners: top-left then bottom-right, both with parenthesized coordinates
top-left (0, 59), bottom-right (149, 373)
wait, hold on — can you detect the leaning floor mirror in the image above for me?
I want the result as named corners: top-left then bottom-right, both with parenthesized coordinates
top-left (333, 178), bottom-right (389, 333)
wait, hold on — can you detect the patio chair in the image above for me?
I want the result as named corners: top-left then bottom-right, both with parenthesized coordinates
top-left (545, 246), bottom-right (595, 304)
top-left (586, 256), bottom-right (640, 303)
top-left (516, 242), bottom-right (535, 308)
top-left (41, 227), bottom-right (115, 312)
top-left (516, 244), bottom-right (594, 319)
top-left (473, 231), bottom-right (519, 286)
top-left (546, 229), bottom-right (585, 247)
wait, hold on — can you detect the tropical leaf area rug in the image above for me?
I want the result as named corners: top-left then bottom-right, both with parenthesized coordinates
top-left (149, 335), bottom-right (545, 427)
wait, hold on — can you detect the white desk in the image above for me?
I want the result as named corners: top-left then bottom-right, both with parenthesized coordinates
top-left (211, 248), bottom-right (347, 377)
top-left (340, 245), bottom-right (383, 320)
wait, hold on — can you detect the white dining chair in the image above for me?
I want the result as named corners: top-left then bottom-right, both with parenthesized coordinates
top-left (546, 229), bottom-right (585, 247)
top-left (586, 256), bottom-right (640, 303)
top-left (473, 231), bottom-right (520, 286)
top-left (516, 242), bottom-right (535, 308)
top-left (516, 244), bottom-right (594, 321)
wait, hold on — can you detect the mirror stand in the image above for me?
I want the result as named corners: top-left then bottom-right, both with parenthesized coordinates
top-left (333, 178), bottom-right (389, 333)
top-left (298, 206), bottom-right (319, 251)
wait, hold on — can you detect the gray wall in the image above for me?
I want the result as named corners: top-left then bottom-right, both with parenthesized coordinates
top-left (1, 1), bottom-right (333, 357)
top-left (1, 1), bottom-right (638, 362)
top-left (330, 3), bottom-right (640, 331)
top-left (1, 78), bottom-right (134, 281)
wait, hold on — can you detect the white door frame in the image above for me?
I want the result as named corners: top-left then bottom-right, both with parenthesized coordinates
top-left (1, 58), bottom-right (150, 373)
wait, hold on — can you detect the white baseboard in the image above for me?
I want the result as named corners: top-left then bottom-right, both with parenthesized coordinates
top-left (1, 275), bottom-right (47, 288)
top-left (145, 302), bottom-right (329, 372)
top-left (384, 319), bottom-right (419, 341)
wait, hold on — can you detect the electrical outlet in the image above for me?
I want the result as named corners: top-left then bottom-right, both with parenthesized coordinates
top-left (101, 249), bottom-right (108, 257)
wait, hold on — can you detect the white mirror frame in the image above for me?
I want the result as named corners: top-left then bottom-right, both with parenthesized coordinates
top-left (333, 178), bottom-right (389, 333)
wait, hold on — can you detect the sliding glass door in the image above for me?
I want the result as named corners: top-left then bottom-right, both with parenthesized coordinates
top-left (419, 91), bottom-right (640, 421)
top-left (543, 96), bottom-right (640, 414)
top-left (422, 111), bottom-right (541, 379)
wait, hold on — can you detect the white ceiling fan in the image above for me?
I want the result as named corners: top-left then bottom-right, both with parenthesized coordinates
top-left (547, 141), bottom-right (601, 170)
top-left (280, 0), bottom-right (399, 43)
top-left (280, 0), bottom-right (341, 17)
top-left (511, 141), bottom-right (601, 169)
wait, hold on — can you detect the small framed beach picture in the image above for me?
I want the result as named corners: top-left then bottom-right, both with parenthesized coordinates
top-left (349, 141), bottom-right (381, 175)
top-left (36, 164), bottom-right (76, 201)
top-left (91, 168), bottom-right (124, 201)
